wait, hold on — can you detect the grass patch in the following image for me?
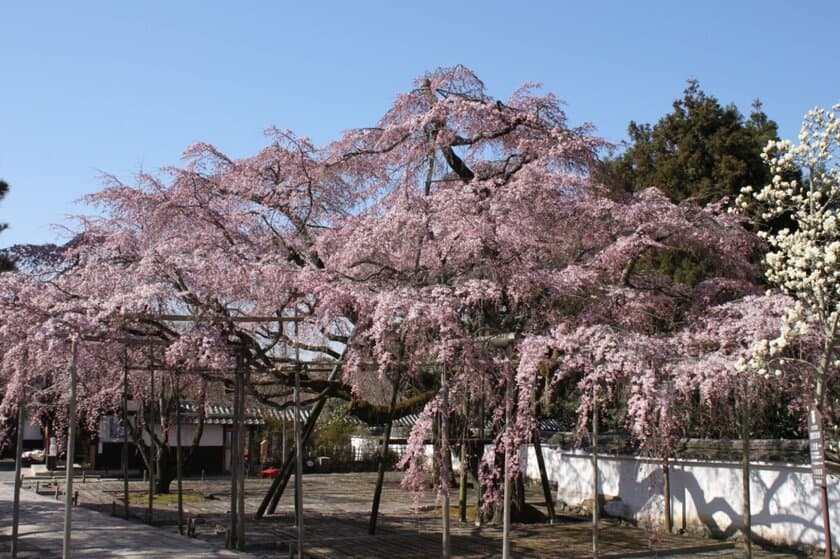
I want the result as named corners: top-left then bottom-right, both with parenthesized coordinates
top-left (127, 491), bottom-right (204, 506)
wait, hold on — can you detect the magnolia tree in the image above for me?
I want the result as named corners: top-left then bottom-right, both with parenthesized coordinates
top-left (735, 103), bottom-right (840, 427)
top-left (0, 67), bottom-right (809, 508)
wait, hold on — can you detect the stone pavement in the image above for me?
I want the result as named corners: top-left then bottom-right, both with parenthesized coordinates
top-left (0, 478), bottom-right (255, 558)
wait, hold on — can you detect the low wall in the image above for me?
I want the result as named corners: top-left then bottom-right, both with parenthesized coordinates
top-left (525, 445), bottom-right (838, 551)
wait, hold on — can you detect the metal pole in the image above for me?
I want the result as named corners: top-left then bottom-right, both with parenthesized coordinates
top-left (122, 353), bottom-right (129, 519)
top-left (502, 377), bottom-right (512, 559)
top-left (63, 339), bottom-right (78, 559)
top-left (592, 395), bottom-right (600, 559)
top-left (11, 390), bottom-right (26, 558)
top-left (441, 363), bottom-right (451, 559)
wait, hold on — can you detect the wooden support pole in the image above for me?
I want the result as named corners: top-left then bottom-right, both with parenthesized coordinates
top-left (229, 365), bottom-right (240, 548)
top-left (62, 340), bottom-right (78, 559)
top-left (176, 375), bottom-right (184, 535)
top-left (821, 484), bottom-right (833, 559)
top-left (236, 365), bottom-right (248, 550)
top-left (592, 396), bottom-right (600, 559)
top-left (369, 380), bottom-right (399, 534)
top-left (122, 354), bottom-right (130, 519)
top-left (502, 377), bottom-right (512, 559)
top-left (11, 390), bottom-right (25, 559)
top-left (257, 361), bottom-right (343, 518)
top-left (147, 351), bottom-right (155, 525)
top-left (533, 430), bottom-right (556, 524)
top-left (475, 391), bottom-right (485, 527)
top-left (664, 456), bottom-right (673, 533)
top-left (293, 364), bottom-right (304, 559)
top-left (741, 394), bottom-right (752, 559)
top-left (441, 363), bottom-right (451, 559)
top-left (458, 437), bottom-right (468, 524)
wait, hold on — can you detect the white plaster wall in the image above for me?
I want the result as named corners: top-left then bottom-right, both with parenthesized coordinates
top-left (97, 415), bottom-right (224, 447)
top-left (350, 438), bottom-right (437, 464)
top-left (181, 424), bottom-right (224, 447)
top-left (525, 446), bottom-right (839, 551)
top-left (23, 419), bottom-right (42, 441)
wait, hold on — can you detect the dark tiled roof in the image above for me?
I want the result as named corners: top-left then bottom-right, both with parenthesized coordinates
top-left (180, 401), bottom-right (310, 425)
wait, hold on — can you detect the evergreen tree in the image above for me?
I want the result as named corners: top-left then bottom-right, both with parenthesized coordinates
top-left (603, 81), bottom-right (779, 204)
top-left (0, 180), bottom-right (13, 272)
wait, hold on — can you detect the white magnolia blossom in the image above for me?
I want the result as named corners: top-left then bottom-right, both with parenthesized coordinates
top-left (734, 104), bottom-right (840, 385)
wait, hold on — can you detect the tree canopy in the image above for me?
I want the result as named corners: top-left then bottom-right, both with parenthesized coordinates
top-left (0, 67), bottom-right (828, 502)
top-left (735, 103), bottom-right (840, 425)
top-left (0, 180), bottom-right (13, 272)
top-left (603, 80), bottom-right (780, 204)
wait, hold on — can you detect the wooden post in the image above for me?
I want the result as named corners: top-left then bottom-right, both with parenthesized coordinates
top-left (441, 364), bottom-right (451, 559)
top-left (740, 394), bottom-right (752, 559)
top-left (592, 395), bottom-right (599, 559)
top-left (533, 430), bottom-right (556, 524)
top-left (11, 390), bottom-right (25, 559)
top-left (475, 390), bottom-right (485, 527)
top-left (237, 366), bottom-right (248, 550)
top-left (62, 340), bottom-right (78, 559)
top-left (369, 379), bottom-right (399, 534)
top-left (176, 374), bottom-right (184, 535)
top-left (122, 353), bottom-right (130, 519)
top-left (293, 363), bottom-right (304, 559)
top-left (458, 436), bottom-right (468, 524)
top-left (663, 456), bottom-right (673, 533)
top-left (821, 484), bottom-right (833, 559)
top-left (809, 404), bottom-right (833, 559)
top-left (147, 350), bottom-right (155, 525)
top-left (281, 416), bottom-right (287, 465)
top-left (257, 360), bottom-right (343, 518)
top-left (229, 366), bottom-right (240, 548)
top-left (502, 377), bottom-right (512, 559)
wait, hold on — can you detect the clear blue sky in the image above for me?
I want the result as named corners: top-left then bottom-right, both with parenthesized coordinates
top-left (2, 1), bottom-right (838, 248)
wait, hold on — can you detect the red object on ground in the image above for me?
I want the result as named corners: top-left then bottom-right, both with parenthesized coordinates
top-left (260, 467), bottom-right (280, 479)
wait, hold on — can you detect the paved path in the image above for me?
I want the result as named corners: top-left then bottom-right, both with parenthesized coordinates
top-left (1, 467), bottom-right (808, 558)
top-left (0, 478), bottom-right (255, 558)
